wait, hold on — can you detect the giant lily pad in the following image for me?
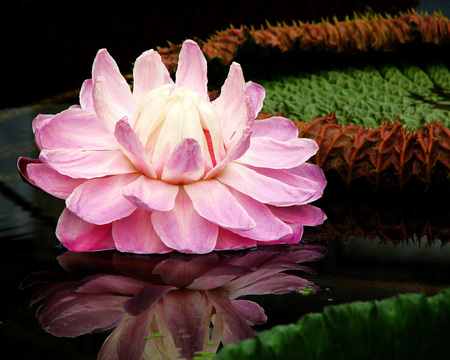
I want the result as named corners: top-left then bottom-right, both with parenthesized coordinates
top-left (158, 11), bottom-right (450, 186)
top-left (216, 288), bottom-right (450, 360)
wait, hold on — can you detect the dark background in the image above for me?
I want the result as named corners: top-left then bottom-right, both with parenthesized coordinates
top-left (0, 0), bottom-right (425, 109)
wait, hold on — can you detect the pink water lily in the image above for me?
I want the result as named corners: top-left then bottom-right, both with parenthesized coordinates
top-left (18, 39), bottom-right (326, 254)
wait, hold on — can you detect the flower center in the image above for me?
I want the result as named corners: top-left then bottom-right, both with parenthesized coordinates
top-left (135, 86), bottom-right (225, 180)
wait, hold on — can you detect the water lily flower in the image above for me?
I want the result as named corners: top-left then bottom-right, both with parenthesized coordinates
top-left (18, 39), bottom-right (326, 254)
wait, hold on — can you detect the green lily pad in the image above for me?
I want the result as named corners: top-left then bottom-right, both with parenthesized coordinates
top-left (216, 288), bottom-right (450, 360)
top-left (260, 62), bottom-right (450, 130)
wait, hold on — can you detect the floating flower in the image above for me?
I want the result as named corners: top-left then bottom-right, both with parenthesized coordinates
top-left (18, 40), bottom-right (326, 254)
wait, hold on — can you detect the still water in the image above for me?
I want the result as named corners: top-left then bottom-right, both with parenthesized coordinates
top-left (1, 103), bottom-right (449, 358)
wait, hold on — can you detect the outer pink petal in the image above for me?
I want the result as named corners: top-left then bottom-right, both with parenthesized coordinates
top-left (245, 81), bottom-right (265, 116)
top-left (92, 76), bottom-right (123, 133)
top-left (152, 188), bottom-right (218, 254)
top-left (38, 107), bottom-right (118, 150)
top-left (216, 162), bottom-right (316, 206)
top-left (40, 148), bottom-right (136, 179)
top-left (175, 40), bottom-right (208, 100)
top-left (287, 162), bottom-right (327, 194)
top-left (79, 79), bottom-right (94, 112)
top-left (259, 223), bottom-right (304, 245)
top-left (161, 138), bottom-right (204, 184)
top-left (214, 228), bottom-right (257, 251)
top-left (122, 175), bottom-right (179, 212)
top-left (225, 188), bottom-right (292, 241)
top-left (184, 179), bottom-right (255, 230)
top-left (112, 209), bottom-right (173, 254)
top-left (114, 118), bottom-right (156, 178)
top-left (66, 174), bottom-right (139, 225)
top-left (213, 63), bottom-right (254, 145)
top-left (133, 49), bottom-right (173, 103)
top-left (251, 116), bottom-right (299, 140)
top-left (32, 114), bottom-right (53, 150)
top-left (256, 164), bottom-right (326, 203)
top-left (56, 208), bottom-right (115, 251)
top-left (269, 204), bottom-right (327, 226)
top-left (236, 137), bottom-right (319, 169)
top-left (92, 49), bottom-right (135, 123)
top-left (25, 162), bottom-right (85, 199)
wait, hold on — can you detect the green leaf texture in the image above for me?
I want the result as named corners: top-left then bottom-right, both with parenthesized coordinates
top-left (261, 62), bottom-right (450, 130)
top-left (216, 288), bottom-right (450, 360)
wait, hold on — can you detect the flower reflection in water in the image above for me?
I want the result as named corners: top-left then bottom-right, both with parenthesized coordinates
top-left (22, 242), bottom-right (326, 359)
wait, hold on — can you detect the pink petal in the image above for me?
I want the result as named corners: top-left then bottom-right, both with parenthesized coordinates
top-left (161, 138), bottom-right (204, 184)
top-left (133, 49), bottom-right (173, 102)
top-left (152, 188), bottom-right (218, 254)
top-left (56, 208), bottom-right (115, 251)
top-left (216, 162), bottom-right (316, 206)
top-left (236, 137), bottom-right (319, 169)
top-left (245, 81), bottom-right (265, 116)
top-left (214, 228), bottom-right (257, 251)
top-left (38, 107), bottom-right (117, 150)
top-left (112, 209), bottom-right (173, 254)
top-left (287, 162), bottom-right (327, 192)
top-left (32, 114), bottom-right (53, 150)
top-left (213, 63), bottom-right (254, 145)
top-left (17, 157), bottom-right (39, 185)
top-left (92, 49), bottom-right (135, 123)
top-left (40, 148), bottom-right (136, 179)
top-left (225, 188), bottom-right (292, 241)
top-left (92, 76), bottom-right (123, 133)
top-left (260, 223), bottom-right (304, 245)
top-left (79, 79), bottom-right (94, 112)
top-left (114, 118), bottom-right (156, 178)
top-left (184, 179), bottom-right (255, 230)
top-left (269, 204), bottom-right (327, 226)
top-left (26, 162), bottom-right (85, 199)
top-left (122, 175), bottom-right (179, 212)
top-left (251, 116), bottom-right (299, 140)
top-left (66, 174), bottom-right (139, 225)
top-left (256, 164), bottom-right (326, 203)
top-left (175, 40), bottom-right (208, 100)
